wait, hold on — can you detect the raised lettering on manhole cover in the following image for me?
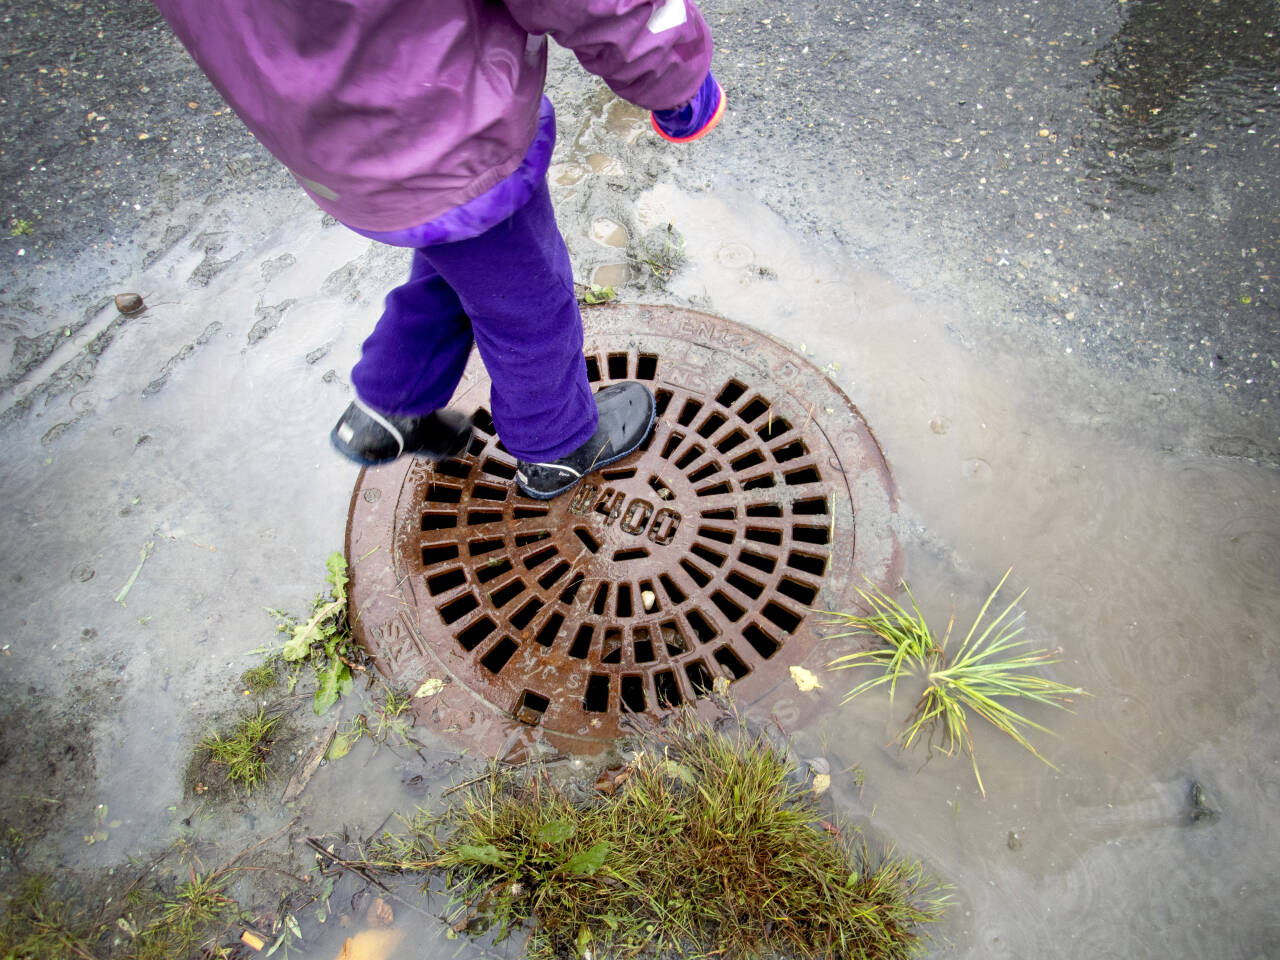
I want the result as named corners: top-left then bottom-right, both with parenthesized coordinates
top-left (346, 305), bottom-right (897, 756)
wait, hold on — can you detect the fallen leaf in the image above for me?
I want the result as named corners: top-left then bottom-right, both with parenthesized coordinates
top-left (414, 678), bottom-right (445, 699)
top-left (812, 773), bottom-right (831, 796)
top-left (789, 665), bottom-right (823, 692)
top-left (365, 898), bottom-right (393, 928)
top-left (335, 927), bottom-right (406, 960)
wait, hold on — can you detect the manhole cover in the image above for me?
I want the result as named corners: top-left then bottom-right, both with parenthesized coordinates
top-left (346, 304), bottom-right (897, 756)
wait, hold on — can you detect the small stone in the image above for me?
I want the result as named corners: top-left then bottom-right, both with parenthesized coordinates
top-left (641, 589), bottom-right (657, 611)
top-left (114, 292), bottom-right (144, 314)
top-left (1007, 831), bottom-right (1022, 850)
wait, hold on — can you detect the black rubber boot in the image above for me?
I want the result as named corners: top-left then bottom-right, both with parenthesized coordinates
top-left (516, 382), bottom-right (656, 500)
top-left (330, 400), bottom-right (472, 467)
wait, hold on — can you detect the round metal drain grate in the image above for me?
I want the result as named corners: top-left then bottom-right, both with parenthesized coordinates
top-left (346, 304), bottom-right (898, 756)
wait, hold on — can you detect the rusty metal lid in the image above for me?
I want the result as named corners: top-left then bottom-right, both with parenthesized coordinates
top-left (345, 304), bottom-right (898, 757)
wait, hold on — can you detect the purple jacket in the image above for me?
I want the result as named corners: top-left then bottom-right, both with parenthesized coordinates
top-left (153, 0), bottom-right (713, 232)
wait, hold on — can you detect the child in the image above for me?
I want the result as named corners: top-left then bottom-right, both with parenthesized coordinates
top-left (151, 0), bottom-right (724, 499)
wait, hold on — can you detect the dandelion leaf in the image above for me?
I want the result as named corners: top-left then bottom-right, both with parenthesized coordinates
top-left (563, 841), bottom-right (609, 876)
top-left (534, 820), bottom-right (577, 844)
top-left (454, 844), bottom-right (504, 866)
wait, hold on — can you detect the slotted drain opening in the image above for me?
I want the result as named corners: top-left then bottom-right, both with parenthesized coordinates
top-left (346, 305), bottom-right (898, 754)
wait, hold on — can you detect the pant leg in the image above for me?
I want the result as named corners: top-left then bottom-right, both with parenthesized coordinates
top-left (419, 179), bottom-right (597, 463)
top-left (350, 249), bottom-right (475, 418)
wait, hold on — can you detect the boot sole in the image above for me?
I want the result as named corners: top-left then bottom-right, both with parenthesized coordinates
top-left (516, 394), bottom-right (657, 501)
top-left (330, 422), bottom-right (473, 468)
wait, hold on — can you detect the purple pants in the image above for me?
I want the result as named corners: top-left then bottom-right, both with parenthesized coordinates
top-left (350, 179), bottom-right (598, 463)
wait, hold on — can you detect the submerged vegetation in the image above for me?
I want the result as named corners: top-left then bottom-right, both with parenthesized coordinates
top-left (825, 570), bottom-right (1083, 796)
top-left (363, 709), bottom-right (944, 960)
top-left (0, 863), bottom-right (245, 960)
top-left (326, 684), bottom-right (416, 761)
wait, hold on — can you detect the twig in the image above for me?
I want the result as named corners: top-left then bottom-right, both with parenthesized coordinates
top-left (282, 709), bottom-right (342, 803)
top-left (212, 818), bottom-right (299, 877)
top-left (441, 755), bottom-right (570, 797)
top-left (303, 838), bottom-right (436, 920)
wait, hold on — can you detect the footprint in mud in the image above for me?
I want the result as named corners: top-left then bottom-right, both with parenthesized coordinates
top-left (186, 232), bottom-right (242, 288)
top-left (589, 218), bottom-right (629, 249)
top-left (260, 252), bottom-right (296, 284)
top-left (592, 263), bottom-right (634, 287)
top-left (603, 99), bottom-right (650, 144)
top-left (550, 154), bottom-right (624, 186)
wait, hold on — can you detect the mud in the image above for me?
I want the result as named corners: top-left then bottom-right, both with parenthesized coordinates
top-left (0, 697), bottom-right (96, 868)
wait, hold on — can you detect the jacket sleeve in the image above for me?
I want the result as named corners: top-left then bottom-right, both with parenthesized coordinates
top-left (502, 0), bottom-right (712, 111)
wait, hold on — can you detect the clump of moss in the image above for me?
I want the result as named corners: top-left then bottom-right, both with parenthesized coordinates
top-left (368, 710), bottom-right (944, 960)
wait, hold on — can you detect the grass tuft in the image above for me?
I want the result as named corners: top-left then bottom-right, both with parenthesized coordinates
top-left (198, 709), bottom-right (282, 794)
top-left (366, 710), bottom-right (943, 960)
top-left (239, 658), bottom-right (280, 695)
top-left (0, 875), bottom-right (96, 959)
top-left (0, 868), bottom-right (241, 960)
top-left (825, 570), bottom-right (1083, 796)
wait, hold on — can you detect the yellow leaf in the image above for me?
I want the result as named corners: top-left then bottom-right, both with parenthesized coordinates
top-left (335, 927), bottom-right (406, 960)
top-left (790, 665), bottom-right (823, 692)
top-left (414, 678), bottom-right (445, 699)
top-left (812, 773), bottom-right (831, 796)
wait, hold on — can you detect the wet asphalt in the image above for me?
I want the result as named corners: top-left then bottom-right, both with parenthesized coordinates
top-left (2, 0), bottom-right (1277, 432)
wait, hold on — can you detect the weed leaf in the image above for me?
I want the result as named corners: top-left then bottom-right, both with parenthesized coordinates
top-left (562, 841), bottom-right (609, 876)
top-left (534, 820), bottom-right (577, 844)
top-left (454, 844), bottom-right (504, 866)
top-left (660, 759), bottom-right (697, 786)
top-left (327, 729), bottom-right (358, 761)
top-left (314, 662), bottom-right (347, 716)
top-left (325, 551), bottom-right (349, 596)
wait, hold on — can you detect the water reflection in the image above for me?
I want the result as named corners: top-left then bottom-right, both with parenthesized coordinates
top-left (1088, 0), bottom-right (1280, 193)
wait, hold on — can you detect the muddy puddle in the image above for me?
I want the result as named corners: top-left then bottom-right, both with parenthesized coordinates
top-left (2, 47), bottom-right (1277, 960)
top-left (273, 182), bottom-right (1277, 960)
